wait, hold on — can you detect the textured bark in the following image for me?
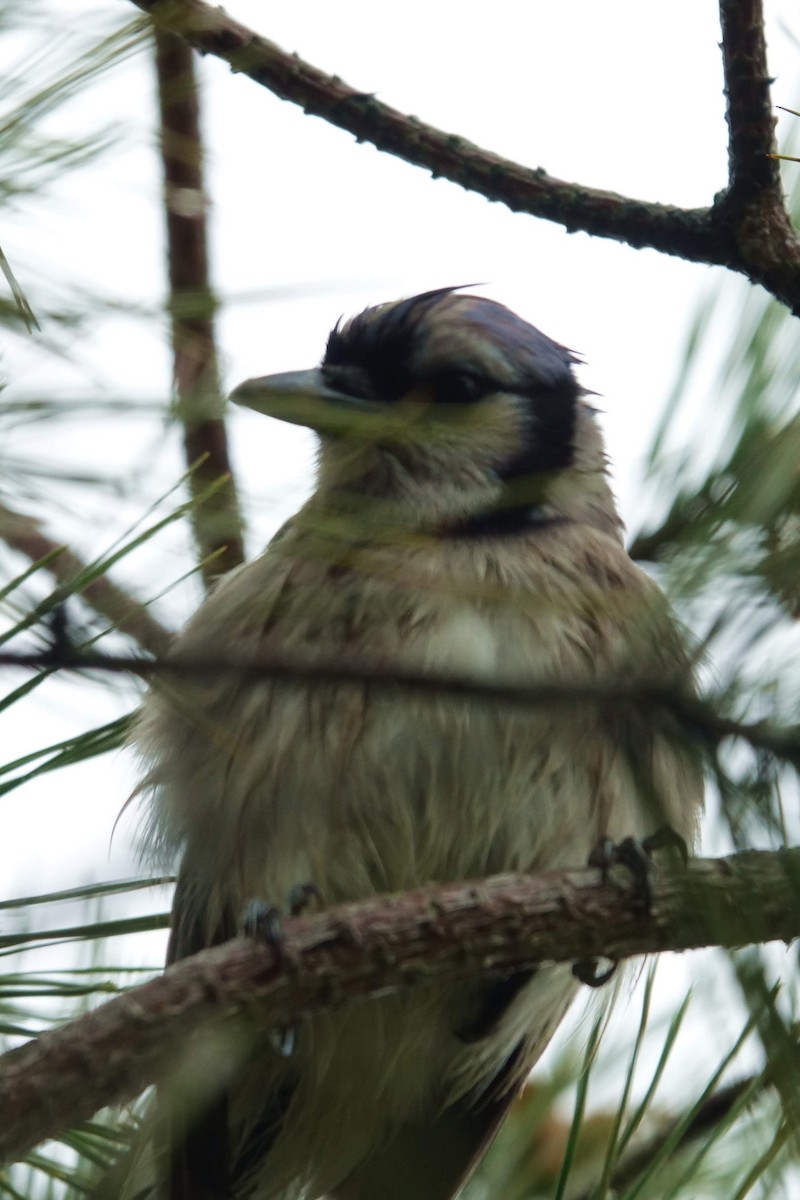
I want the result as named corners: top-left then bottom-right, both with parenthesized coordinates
top-left (154, 28), bottom-right (245, 584)
top-left (2, 848), bottom-right (800, 1162)
top-left (131, 0), bottom-right (800, 312)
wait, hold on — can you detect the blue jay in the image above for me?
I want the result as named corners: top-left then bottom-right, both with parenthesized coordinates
top-left (132, 289), bottom-right (702, 1200)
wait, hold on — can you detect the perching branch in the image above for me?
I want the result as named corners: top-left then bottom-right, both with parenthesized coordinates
top-left (2, 848), bottom-right (799, 1163)
top-left (154, 26), bottom-right (245, 583)
top-left (128, 0), bottom-right (800, 311)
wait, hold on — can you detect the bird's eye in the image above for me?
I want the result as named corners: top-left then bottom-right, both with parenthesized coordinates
top-left (321, 364), bottom-right (376, 400)
top-left (432, 370), bottom-right (491, 405)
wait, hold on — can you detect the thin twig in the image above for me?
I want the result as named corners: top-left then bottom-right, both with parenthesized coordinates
top-left (0, 501), bottom-right (171, 657)
top-left (1, 848), bottom-right (799, 1162)
top-left (0, 644), bottom-right (797, 767)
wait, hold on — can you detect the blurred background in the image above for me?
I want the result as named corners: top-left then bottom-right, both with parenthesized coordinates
top-left (2, 2), bottom-right (800, 1196)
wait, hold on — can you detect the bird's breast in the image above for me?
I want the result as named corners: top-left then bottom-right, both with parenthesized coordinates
top-left (138, 533), bottom-right (693, 921)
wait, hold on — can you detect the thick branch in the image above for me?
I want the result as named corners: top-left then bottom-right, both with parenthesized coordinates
top-left (130, 1), bottom-right (728, 265)
top-left (128, 0), bottom-right (800, 310)
top-left (713, 0), bottom-right (800, 308)
top-left (0, 501), bottom-right (171, 657)
top-left (2, 849), bottom-right (800, 1162)
top-left (154, 28), bottom-right (245, 583)
top-left (720, 0), bottom-right (781, 198)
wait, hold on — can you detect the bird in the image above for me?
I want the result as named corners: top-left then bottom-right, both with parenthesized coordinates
top-left (129, 288), bottom-right (703, 1200)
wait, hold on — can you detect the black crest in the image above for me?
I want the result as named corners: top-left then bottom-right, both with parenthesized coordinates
top-left (323, 288), bottom-right (461, 401)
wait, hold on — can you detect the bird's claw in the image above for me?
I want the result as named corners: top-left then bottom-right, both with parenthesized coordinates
top-left (589, 834), bottom-right (654, 908)
top-left (641, 824), bottom-right (689, 865)
top-left (572, 958), bottom-right (617, 988)
top-left (240, 884), bottom-right (323, 1060)
top-left (241, 881), bottom-right (325, 956)
top-left (573, 826), bottom-right (688, 990)
top-left (242, 899), bottom-right (285, 956)
top-left (587, 824), bottom-right (687, 912)
top-left (288, 881), bottom-right (323, 917)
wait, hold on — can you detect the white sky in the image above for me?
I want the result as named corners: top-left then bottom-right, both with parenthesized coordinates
top-left (3, 0), bottom-right (800, 1144)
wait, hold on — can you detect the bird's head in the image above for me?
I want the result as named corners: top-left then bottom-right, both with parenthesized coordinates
top-left (231, 289), bottom-right (621, 539)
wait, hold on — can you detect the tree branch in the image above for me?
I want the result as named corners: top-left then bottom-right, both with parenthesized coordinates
top-left (0, 501), bottom-right (171, 657)
top-left (1, 848), bottom-right (799, 1163)
top-left (129, 1), bottom-right (723, 261)
top-left (154, 27), bottom-right (245, 583)
top-left (128, 0), bottom-right (800, 311)
top-left (713, 0), bottom-right (800, 307)
top-left (720, 0), bottom-right (780, 197)
top-left (0, 644), bottom-right (798, 766)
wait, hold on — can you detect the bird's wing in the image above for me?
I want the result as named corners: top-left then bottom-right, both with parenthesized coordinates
top-left (89, 867), bottom-right (233, 1200)
top-left (331, 1047), bottom-right (526, 1200)
top-left (166, 870), bottom-right (304, 1200)
top-left (161, 868), bottom-right (236, 1200)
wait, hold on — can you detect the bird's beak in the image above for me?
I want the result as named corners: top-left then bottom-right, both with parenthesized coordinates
top-left (230, 369), bottom-right (385, 437)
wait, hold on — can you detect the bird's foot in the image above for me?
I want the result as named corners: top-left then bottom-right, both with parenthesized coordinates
top-left (572, 958), bottom-right (617, 988)
top-left (588, 835), bottom-right (654, 909)
top-left (572, 826), bottom-right (688, 990)
top-left (642, 824), bottom-right (690, 864)
top-left (242, 898), bottom-right (285, 956)
top-left (241, 881), bottom-right (325, 957)
top-left (240, 883), bottom-right (324, 1059)
top-left (587, 825), bottom-right (688, 910)
top-left (287, 881), bottom-right (323, 917)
